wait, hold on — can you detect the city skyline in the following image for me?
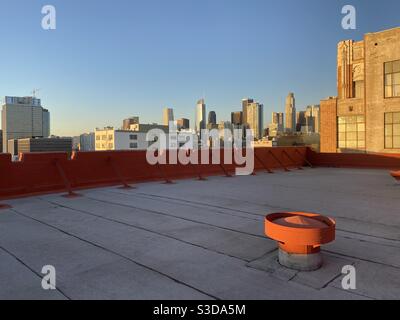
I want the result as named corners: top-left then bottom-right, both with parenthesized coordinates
top-left (1, 0), bottom-right (400, 136)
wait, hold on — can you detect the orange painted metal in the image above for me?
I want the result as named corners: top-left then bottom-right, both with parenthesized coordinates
top-left (306, 149), bottom-right (400, 169)
top-left (265, 212), bottom-right (336, 254)
top-left (391, 171), bottom-right (400, 181)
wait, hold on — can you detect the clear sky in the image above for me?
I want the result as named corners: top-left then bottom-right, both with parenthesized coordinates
top-left (0, 0), bottom-right (399, 136)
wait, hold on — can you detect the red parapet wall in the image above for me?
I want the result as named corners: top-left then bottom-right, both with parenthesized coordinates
top-left (0, 147), bottom-right (308, 200)
top-left (307, 149), bottom-right (400, 169)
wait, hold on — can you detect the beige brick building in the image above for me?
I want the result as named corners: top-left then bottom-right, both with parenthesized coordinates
top-left (320, 27), bottom-right (400, 153)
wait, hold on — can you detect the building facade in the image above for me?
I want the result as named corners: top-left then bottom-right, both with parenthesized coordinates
top-left (208, 111), bottom-right (217, 126)
top-left (242, 98), bottom-right (254, 127)
top-left (2, 96), bottom-right (50, 153)
top-left (231, 111), bottom-right (243, 127)
top-left (177, 118), bottom-right (190, 130)
top-left (162, 108), bottom-right (174, 126)
top-left (320, 27), bottom-right (400, 153)
top-left (95, 128), bottom-right (152, 151)
top-left (195, 99), bottom-right (206, 134)
top-left (285, 93), bottom-right (296, 133)
top-left (122, 117), bottom-right (139, 130)
top-left (176, 118), bottom-right (190, 130)
top-left (79, 133), bottom-right (95, 151)
top-left (16, 138), bottom-right (72, 154)
top-left (246, 101), bottom-right (264, 140)
top-left (304, 105), bottom-right (320, 133)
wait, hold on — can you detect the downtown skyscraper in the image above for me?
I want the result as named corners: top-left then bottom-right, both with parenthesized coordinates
top-left (195, 99), bottom-right (206, 134)
top-left (285, 92), bottom-right (296, 133)
top-left (162, 108), bottom-right (174, 126)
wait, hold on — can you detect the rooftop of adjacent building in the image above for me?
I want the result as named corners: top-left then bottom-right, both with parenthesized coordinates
top-left (0, 166), bottom-right (399, 299)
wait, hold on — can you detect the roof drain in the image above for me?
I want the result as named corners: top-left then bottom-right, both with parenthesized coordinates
top-left (265, 212), bottom-right (336, 271)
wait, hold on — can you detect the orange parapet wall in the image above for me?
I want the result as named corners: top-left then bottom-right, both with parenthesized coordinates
top-left (306, 149), bottom-right (400, 170)
top-left (0, 147), bottom-right (308, 200)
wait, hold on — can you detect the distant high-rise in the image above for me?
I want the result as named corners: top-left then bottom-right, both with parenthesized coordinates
top-left (195, 99), bottom-right (206, 133)
top-left (304, 105), bottom-right (320, 133)
top-left (163, 108), bottom-right (174, 126)
top-left (285, 93), bottom-right (296, 133)
top-left (80, 132), bottom-right (96, 151)
top-left (1, 96), bottom-right (50, 153)
top-left (122, 117), bottom-right (139, 130)
top-left (271, 112), bottom-right (284, 133)
top-left (296, 111), bottom-right (306, 132)
top-left (242, 98), bottom-right (254, 127)
top-left (208, 111), bottom-right (217, 125)
top-left (231, 111), bottom-right (243, 126)
top-left (246, 102), bottom-right (264, 140)
top-left (177, 118), bottom-right (190, 130)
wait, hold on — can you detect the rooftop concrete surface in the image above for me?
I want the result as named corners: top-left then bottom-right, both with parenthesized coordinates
top-left (0, 167), bottom-right (399, 300)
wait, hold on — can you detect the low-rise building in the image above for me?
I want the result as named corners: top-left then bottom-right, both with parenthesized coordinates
top-left (10, 137), bottom-right (72, 154)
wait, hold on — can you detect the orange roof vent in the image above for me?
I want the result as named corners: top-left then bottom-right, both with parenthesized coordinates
top-left (265, 212), bottom-right (336, 271)
top-left (391, 171), bottom-right (400, 181)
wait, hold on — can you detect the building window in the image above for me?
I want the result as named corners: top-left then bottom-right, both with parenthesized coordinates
top-left (384, 60), bottom-right (400, 98)
top-left (96, 136), bottom-right (100, 141)
top-left (385, 112), bottom-right (400, 149)
top-left (129, 134), bottom-right (137, 140)
top-left (352, 80), bottom-right (364, 99)
top-left (130, 143), bottom-right (138, 149)
top-left (337, 116), bottom-right (365, 150)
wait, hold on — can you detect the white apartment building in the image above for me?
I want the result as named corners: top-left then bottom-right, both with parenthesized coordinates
top-left (95, 128), bottom-right (151, 151)
top-left (95, 127), bottom-right (197, 151)
top-left (1, 96), bottom-right (50, 153)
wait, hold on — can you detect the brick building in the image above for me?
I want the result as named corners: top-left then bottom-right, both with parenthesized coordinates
top-left (320, 27), bottom-right (400, 153)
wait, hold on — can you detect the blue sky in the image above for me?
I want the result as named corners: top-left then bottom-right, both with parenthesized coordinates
top-left (0, 0), bottom-right (399, 136)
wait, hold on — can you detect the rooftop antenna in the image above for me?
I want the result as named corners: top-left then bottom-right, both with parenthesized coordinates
top-left (31, 88), bottom-right (41, 98)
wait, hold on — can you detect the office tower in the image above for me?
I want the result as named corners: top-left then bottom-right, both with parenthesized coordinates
top-left (303, 105), bottom-right (320, 133)
top-left (296, 111), bottom-right (306, 132)
top-left (311, 105), bottom-right (320, 134)
top-left (163, 108), bottom-right (174, 126)
top-left (1, 96), bottom-right (50, 153)
top-left (208, 111), bottom-right (217, 125)
top-left (177, 118), bottom-right (190, 130)
top-left (271, 112), bottom-right (284, 133)
top-left (195, 99), bottom-right (206, 133)
top-left (285, 93), bottom-right (296, 133)
top-left (246, 102), bottom-right (264, 140)
top-left (122, 117), bottom-right (139, 130)
top-left (80, 133), bottom-right (96, 151)
top-left (231, 111), bottom-right (243, 126)
top-left (242, 98), bottom-right (254, 127)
